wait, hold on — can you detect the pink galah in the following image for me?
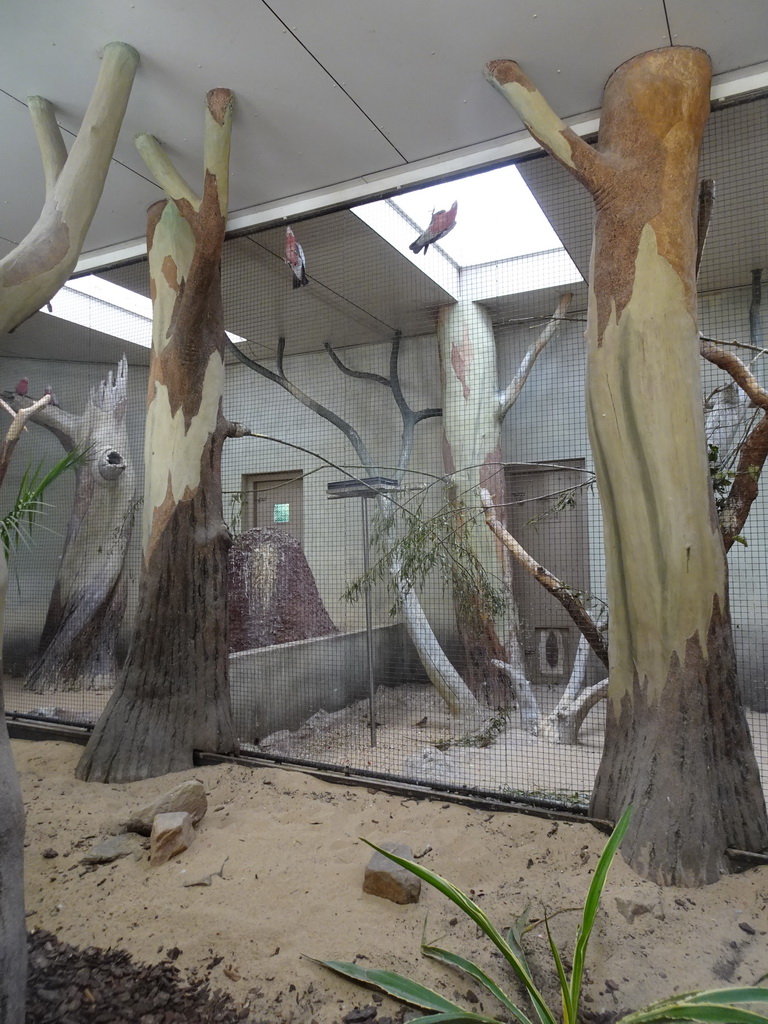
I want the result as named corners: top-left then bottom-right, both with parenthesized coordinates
top-left (284, 226), bottom-right (309, 288)
top-left (14, 377), bottom-right (29, 396)
top-left (409, 200), bottom-right (458, 255)
top-left (44, 385), bottom-right (59, 407)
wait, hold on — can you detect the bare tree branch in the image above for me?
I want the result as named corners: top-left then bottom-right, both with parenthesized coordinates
top-left (695, 178), bottom-right (715, 277)
top-left (0, 395), bottom-right (52, 489)
top-left (227, 337), bottom-right (373, 470)
top-left (701, 336), bottom-right (768, 550)
top-left (499, 292), bottom-right (573, 418)
top-left (135, 133), bottom-right (199, 209)
top-left (324, 341), bottom-right (389, 386)
top-left (480, 487), bottom-right (609, 668)
top-left (27, 97), bottom-right (68, 197)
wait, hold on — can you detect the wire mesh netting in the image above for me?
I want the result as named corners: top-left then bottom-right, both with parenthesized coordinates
top-left (2, 95), bottom-right (767, 811)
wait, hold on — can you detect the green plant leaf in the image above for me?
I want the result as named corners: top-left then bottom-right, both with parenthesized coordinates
top-left (619, 1003), bottom-right (768, 1024)
top-left (569, 805), bottom-right (632, 1018)
top-left (308, 957), bottom-right (473, 1014)
top-left (401, 1013), bottom-right (502, 1023)
top-left (361, 840), bottom-right (557, 1024)
top-left (421, 941), bottom-right (532, 1024)
top-left (544, 916), bottom-right (572, 1024)
top-left (0, 446), bottom-right (87, 555)
top-left (619, 988), bottom-right (768, 1024)
top-left (681, 989), bottom-right (768, 1005)
top-left (505, 909), bottom-right (536, 970)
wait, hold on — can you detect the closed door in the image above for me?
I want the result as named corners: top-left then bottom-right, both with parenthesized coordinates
top-left (505, 459), bottom-right (590, 684)
top-left (244, 472), bottom-right (303, 544)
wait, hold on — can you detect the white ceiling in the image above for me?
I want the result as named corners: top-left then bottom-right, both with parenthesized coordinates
top-left (2, 0), bottom-right (768, 271)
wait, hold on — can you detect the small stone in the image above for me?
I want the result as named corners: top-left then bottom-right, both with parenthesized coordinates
top-left (738, 921), bottom-right (756, 936)
top-left (42, 848), bottom-right (58, 859)
top-left (363, 842), bottom-right (421, 905)
top-left (80, 834), bottom-right (140, 865)
top-left (615, 894), bottom-right (664, 923)
top-left (343, 1006), bottom-right (377, 1023)
top-left (149, 812), bottom-right (196, 866)
top-left (121, 780), bottom-right (208, 836)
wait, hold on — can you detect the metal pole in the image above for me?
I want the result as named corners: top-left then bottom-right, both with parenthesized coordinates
top-left (361, 496), bottom-right (376, 746)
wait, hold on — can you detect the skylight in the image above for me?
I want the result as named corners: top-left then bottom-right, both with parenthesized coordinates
top-left (352, 164), bottom-right (582, 300)
top-left (41, 276), bottom-right (245, 349)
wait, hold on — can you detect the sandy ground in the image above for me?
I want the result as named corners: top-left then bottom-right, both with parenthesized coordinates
top-left (14, 737), bottom-right (768, 1024)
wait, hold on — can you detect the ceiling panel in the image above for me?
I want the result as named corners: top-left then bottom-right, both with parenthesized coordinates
top-left (1, 0), bottom-right (766, 277)
top-left (666, 0), bottom-right (768, 72)
top-left (267, 0), bottom-right (671, 161)
top-left (2, 0), bottom-right (405, 257)
top-left (0, 89), bottom-right (163, 253)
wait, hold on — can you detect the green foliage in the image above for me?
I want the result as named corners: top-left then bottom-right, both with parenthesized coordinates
top-left (314, 808), bottom-right (768, 1024)
top-left (343, 488), bottom-right (507, 622)
top-left (0, 448), bottom-right (86, 556)
top-left (708, 444), bottom-right (734, 512)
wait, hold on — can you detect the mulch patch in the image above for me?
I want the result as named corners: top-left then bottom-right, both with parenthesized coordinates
top-left (26, 928), bottom-right (250, 1024)
top-left (25, 929), bottom-right (407, 1024)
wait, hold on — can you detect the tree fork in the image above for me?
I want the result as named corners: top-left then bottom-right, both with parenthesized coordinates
top-left (0, 43), bottom-right (139, 334)
top-left (487, 46), bottom-right (768, 883)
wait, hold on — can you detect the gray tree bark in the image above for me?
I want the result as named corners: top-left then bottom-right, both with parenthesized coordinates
top-left (4, 359), bottom-right (136, 692)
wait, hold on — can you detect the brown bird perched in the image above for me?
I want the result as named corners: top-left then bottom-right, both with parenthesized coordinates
top-left (409, 200), bottom-right (458, 255)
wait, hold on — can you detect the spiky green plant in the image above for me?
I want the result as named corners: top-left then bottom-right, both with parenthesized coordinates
top-left (314, 807), bottom-right (768, 1024)
top-left (0, 448), bottom-right (86, 555)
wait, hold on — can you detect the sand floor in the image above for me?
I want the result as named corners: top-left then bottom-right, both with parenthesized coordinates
top-left (13, 735), bottom-right (768, 1024)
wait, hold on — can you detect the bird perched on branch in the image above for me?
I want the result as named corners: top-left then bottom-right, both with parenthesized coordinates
top-left (14, 377), bottom-right (29, 397)
top-left (284, 226), bottom-right (309, 288)
top-left (409, 201), bottom-right (458, 255)
top-left (44, 385), bottom-right (59, 407)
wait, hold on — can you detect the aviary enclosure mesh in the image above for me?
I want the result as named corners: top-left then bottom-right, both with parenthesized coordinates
top-left (2, 94), bottom-right (767, 812)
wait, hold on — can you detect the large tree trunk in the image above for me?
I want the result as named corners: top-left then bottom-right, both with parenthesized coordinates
top-left (487, 47), bottom-right (768, 884)
top-left (438, 302), bottom-right (513, 706)
top-left (6, 359), bottom-right (136, 692)
top-left (438, 297), bottom-right (571, 716)
top-left (0, 43), bottom-right (138, 335)
top-left (77, 89), bottom-right (238, 783)
top-left (0, 551), bottom-right (26, 1024)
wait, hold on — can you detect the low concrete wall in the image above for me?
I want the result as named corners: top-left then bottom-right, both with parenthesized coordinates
top-left (229, 623), bottom-right (429, 742)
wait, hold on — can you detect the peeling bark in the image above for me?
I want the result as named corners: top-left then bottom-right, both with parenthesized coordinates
top-left (77, 90), bottom-right (237, 783)
top-left (0, 43), bottom-right (139, 334)
top-left (487, 47), bottom-right (768, 882)
top-left (5, 360), bottom-right (136, 692)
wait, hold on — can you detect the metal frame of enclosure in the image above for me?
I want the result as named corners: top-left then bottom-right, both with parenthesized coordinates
top-left (3, 94), bottom-right (767, 812)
